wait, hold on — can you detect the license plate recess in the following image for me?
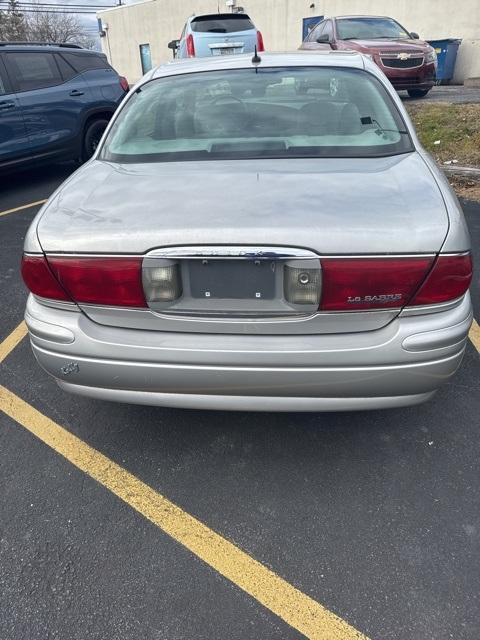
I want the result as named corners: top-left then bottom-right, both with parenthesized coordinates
top-left (189, 259), bottom-right (276, 300)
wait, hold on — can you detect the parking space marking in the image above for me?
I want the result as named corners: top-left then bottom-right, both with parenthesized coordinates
top-left (0, 310), bottom-right (477, 639)
top-left (0, 384), bottom-right (368, 640)
top-left (0, 322), bottom-right (27, 363)
top-left (0, 199), bottom-right (47, 218)
top-left (470, 319), bottom-right (480, 353)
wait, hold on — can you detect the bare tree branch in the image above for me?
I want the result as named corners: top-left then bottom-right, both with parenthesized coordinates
top-left (0, 0), bottom-right (28, 40)
top-left (0, 0), bottom-right (96, 47)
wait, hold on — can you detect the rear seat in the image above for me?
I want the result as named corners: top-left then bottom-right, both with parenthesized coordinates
top-left (246, 100), bottom-right (364, 137)
top-left (298, 101), bottom-right (363, 136)
top-left (153, 98), bottom-right (364, 139)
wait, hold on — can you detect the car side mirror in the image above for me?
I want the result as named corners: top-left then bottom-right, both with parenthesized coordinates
top-left (316, 34), bottom-right (331, 44)
top-left (168, 39), bottom-right (180, 58)
top-left (410, 32), bottom-right (420, 39)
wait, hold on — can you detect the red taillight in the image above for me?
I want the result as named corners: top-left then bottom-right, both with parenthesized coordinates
top-left (320, 257), bottom-right (434, 311)
top-left (46, 257), bottom-right (147, 307)
top-left (21, 255), bottom-right (70, 301)
top-left (186, 34), bottom-right (195, 57)
top-left (410, 253), bottom-right (473, 306)
top-left (256, 30), bottom-right (265, 52)
top-left (119, 76), bottom-right (129, 92)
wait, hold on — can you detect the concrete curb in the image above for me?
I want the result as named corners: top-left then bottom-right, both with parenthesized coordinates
top-left (464, 78), bottom-right (480, 88)
top-left (442, 165), bottom-right (480, 183)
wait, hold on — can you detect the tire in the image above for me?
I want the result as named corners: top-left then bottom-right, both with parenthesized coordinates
top-left (407, 88), bottom-right (431, 99)
top-left (82, 118), bottom-right (109, 162)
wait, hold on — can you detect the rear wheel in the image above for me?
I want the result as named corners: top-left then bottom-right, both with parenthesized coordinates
top-left (82, 118), bottom-right (109, 161)
top-left (407, 88), bottom-right (431, 98)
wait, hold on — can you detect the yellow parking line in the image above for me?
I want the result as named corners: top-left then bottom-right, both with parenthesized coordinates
top-left (0, 321), bottom-right (27, 363)
top-left (470, 319), bottom-right (480, 353)
top-left (0, 314), bottom-right (477, 638)
top-left (0, 199), bottom-right (47, 218)
top-left (0, 386), bottom-right (368, 640)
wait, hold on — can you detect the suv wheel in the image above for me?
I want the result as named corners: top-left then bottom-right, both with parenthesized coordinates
top-left (82, 119), bottom-right (109, 161)
top-left (407, 88), bottom-right (431, 99)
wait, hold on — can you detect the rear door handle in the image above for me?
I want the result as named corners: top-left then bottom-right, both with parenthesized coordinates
top-left (0, 101), bottom-right (15, 110)
top-left (69, 89), bottom-right (85, 96)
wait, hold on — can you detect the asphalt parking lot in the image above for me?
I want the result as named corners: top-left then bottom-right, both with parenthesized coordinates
top-left (1, 163), bottom-right (479, 640)
top-left (402, 84), bottom-right (480, 104)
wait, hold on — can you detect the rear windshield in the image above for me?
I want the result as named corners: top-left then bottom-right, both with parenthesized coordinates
top-left (191, 14), bottom-right (254, 33)
top-left (337, 17), bottom-right (411, 40)
top-left (100, 67), bottom-right (413, 163)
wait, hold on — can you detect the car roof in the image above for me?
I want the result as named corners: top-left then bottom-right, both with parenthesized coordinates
top-left (331, 15), bottom-right (394, 20)
top-left (152, 50), bottom-right (366, 79)
top-left (0, 42), bottom-right (97, 53)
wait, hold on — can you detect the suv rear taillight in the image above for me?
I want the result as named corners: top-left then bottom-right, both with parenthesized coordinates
top-left (22, 255), bottom-right (147, 307)
top-left (119, 76), bottom-right (129, 92)
top-left (256, 30), bottom-right (265, 52)
top-left (319, 253), bottom-right (472, 311)
top-left (186, 34), bottom-right (195, 57)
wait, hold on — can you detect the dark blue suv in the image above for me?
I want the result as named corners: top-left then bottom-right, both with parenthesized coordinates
top-left (0, 42), bottom-right (129, 170)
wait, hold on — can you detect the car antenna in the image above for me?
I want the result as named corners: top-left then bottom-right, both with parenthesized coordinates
top-left (252, 45), bottom-right (261, 68)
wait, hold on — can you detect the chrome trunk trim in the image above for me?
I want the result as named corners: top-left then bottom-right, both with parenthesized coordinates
top-left (145, 246), bottom-right (319, 260)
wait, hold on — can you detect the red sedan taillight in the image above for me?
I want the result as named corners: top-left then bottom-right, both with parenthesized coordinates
top-left (256, 30), bottom-right (265, 52)
top-left (21, 255), bottom-right (147, 308)
top-left (186, 34), bottom-right (195, 57)
top-left (319, 254), bottom-right (472, 311)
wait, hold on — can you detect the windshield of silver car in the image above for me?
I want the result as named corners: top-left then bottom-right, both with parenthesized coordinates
top-left (100, 67), bottom-right (413, 162)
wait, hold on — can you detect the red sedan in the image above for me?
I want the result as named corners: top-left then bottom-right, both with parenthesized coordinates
top-left (300, 15), bottom-right (437, 98)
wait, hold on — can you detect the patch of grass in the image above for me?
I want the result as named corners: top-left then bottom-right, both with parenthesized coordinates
top-left (405, 102), bottom-right (480, 167)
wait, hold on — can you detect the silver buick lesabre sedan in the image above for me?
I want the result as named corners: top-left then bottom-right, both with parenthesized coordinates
top-left (22, 52), bottom-right (473, 411)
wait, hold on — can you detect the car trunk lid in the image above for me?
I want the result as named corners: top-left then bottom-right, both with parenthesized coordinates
top-left (36, 154), bottom-right (449, 334)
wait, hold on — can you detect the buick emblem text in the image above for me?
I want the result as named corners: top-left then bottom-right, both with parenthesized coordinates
top-left (347, 294), bottom-right (403, 304)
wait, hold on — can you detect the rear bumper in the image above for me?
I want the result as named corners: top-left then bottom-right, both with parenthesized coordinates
top-left (56, 384), bottom-right (437, 412)
top-left (25, 293), bottom-right (473, 411)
